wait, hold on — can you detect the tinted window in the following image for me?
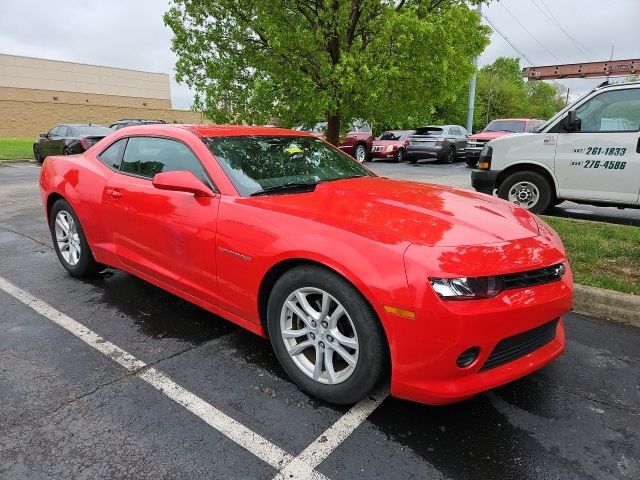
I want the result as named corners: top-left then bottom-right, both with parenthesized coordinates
top-left (378, 131), bottom-right (405, 141)
top-left (575, 88), bottom-right (640, 132)
top-left (72, 125), bottom-right (112, 136)
top-left (58, 126), bottom-right (71, 136)
top-left (414, 127), bottom-right (443, 136)
top-left (203, 135), bottom-right (374, 196)
top-left (484, 120), bottom-right (526, 133)
top-left (120, 137), bottom-right (208, 181)
top-left (450, 127), bottom-right (461, 135)
top-left (48, 126), bottom-right (60, 136)
top-left (98, 138), bottom-right (127, 170)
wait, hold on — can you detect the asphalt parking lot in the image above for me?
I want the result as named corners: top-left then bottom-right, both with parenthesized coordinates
top-left (1, 162), bottom-right (639, 480)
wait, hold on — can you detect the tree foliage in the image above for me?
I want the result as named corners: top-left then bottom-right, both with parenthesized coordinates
top-left (164, 0), bottom-right (489, 143)
top-left (435, 57), bottom-right (567, 131)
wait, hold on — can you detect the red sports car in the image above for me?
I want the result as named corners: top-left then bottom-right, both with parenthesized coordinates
top-left (39, 124), bottom-right (572, 405)
top-left (369, 130), bottom-right (413, 162)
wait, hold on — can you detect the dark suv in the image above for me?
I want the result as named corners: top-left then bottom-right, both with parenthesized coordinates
top-left (405, 125), bottom-right (469, 164)
top-left (110, 119), bottom-right (167, 130)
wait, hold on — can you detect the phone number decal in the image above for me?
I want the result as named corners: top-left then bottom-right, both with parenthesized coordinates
top-left (570, 160), bottom-right (627, 170)
top-left (572, 146), bottom-right (627, 156)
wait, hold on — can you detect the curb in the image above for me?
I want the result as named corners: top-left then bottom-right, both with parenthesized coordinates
top-left (0, 158), bottom-right (33, 164)
top-left (573, 283), bottom-right (640, 328)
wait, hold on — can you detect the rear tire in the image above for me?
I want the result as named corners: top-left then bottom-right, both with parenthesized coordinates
top-left (442, 146), bottom-right (456, 164)
top-left (267, 265), bottom-right (387, 405)
top-left (497, 171), bottom-right (553, 214)
top-left (49, 199), bottom-right (104, 277)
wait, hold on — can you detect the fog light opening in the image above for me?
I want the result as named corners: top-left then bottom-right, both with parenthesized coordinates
top-left (457, 347), bottom-right (480, 368)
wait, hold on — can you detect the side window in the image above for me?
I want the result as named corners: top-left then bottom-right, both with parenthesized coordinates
top-left (98, 138), bottom-right (127, 170)
top-left (57, 126), bottom-right (68, 137)
top-left (575, 88), bottom-right (640, 132)
top-left (450, 127), bottom-right (460, 135)
top-left (120, 136), bottom-right (208, 183)
top-left (49, 126), bottom-right (60, 137)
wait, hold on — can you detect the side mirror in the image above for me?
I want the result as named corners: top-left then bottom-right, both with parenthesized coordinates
top-left (152, 171), bottom-right (214, 197)
top-left (39, 133), bottom-right (48, 138)
top-left (562, 110), bottom-right (580, 131)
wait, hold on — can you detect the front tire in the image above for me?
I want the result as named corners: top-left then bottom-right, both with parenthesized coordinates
top-left (49, 199), bottom-right (103, 277)
top-left (33, 146), bottom-right (43, 164)
top-left (63, 147), bottom-right (72, 155)
top-left (267, 265), bottom-right (387, 404)
top-left (497, 171), bottom-right (554, 214)
top-left (465, 157), bottom-right (478, 168)
top-left (354, 144), bottom-right (367, 163)
top-left (395, 148), bottom-right (405, 162)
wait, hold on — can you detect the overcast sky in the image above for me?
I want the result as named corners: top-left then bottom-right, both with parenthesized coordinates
top-left (1, 0), bottom-right (638, 109)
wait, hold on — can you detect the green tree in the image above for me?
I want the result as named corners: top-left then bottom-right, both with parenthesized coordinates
top-left (164, 0), bottom-right (489, 144)
top-left (435, 57), bottom-right (566, 131)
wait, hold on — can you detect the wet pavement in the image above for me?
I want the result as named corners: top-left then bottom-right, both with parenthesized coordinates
top-left (1, 162), bottom-right (639, 479)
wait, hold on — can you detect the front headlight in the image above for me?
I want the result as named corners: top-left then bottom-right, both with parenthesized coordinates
top-left (385, 144), bottom-right (396, 152)
top-left (429, 276), bottom-right (503, 300)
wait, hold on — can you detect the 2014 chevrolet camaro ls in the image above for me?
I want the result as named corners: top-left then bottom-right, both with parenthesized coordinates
top-left (39, 124), bottom-right (573, 405)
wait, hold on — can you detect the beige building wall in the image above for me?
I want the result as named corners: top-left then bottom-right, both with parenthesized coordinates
top-left (0, 54), bottom-right (203, 137)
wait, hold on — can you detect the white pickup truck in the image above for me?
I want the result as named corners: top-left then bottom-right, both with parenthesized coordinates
top-left (471, 81), bottom-right (640, 213)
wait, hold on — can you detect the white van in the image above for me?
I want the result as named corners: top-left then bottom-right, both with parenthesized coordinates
top-left (471, 81), bottom-right (640, 213)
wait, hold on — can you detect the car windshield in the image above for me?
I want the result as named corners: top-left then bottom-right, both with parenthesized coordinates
top-left (72, 125), bottom-right (112, 136)
top-left (483, 120), bottom-right (526, 133)
top-left (378, 131), bottom-right (406, 141)
top-left (203, 135), bottom-right (374, 196)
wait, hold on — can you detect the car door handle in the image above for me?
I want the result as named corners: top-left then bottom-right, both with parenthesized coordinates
top-left (106, 188), bottom-right (122, 198)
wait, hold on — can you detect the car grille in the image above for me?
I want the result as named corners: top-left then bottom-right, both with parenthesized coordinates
top-left (480, 318), bottom-right (559, 372)
top-left (502, 263), bottom-right (565, 290)
top-left (466, 140), bottom-right (488, 148)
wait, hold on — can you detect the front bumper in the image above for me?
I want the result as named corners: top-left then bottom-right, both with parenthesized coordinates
top-left (471, 169), bottom-right (499, 194)
top-left (387, 239), bottom-right (572, 405)
top-left (371, 150), bottom-right (397, 159)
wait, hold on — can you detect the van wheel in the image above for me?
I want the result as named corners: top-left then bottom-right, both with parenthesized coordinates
top-left (267, 265), bottom-right (387, 404)
top-left (498, 171), bottom-right (553, 214)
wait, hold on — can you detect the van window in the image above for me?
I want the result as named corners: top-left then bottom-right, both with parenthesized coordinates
top-left (575, 88), bottom-right (640, 132)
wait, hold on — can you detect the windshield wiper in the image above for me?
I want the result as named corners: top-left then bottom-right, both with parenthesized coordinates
top-left (250, 182), bottom-right (318, 196)
top-left (321, 174), bottom-right (367, 183)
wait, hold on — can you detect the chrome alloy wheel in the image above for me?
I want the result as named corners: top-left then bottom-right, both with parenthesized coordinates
top-left (280, 287), bottom-right (359, 385)
top-left (355, 145), bottom-right (366, 163)
top-left (508, 181), bottom-right (540, 209)
top-left (54, 210), bottom-right (81, 266)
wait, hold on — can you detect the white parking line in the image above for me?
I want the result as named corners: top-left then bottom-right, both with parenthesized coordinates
top-left (272, 389), bottom-right (388, 480)
top-left (0, 275), bottom-right (293, 471)
top-left (0, 274), bottom-right (386, 479)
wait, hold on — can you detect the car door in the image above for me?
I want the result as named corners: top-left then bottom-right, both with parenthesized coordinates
top-left (41, 126), bottom-right (61, 156)
top-left (101, 135), bottom-right (220, 304)
top-left (554, 87), bottom-right (640, 204)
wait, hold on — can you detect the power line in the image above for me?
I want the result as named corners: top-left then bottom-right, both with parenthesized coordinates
top-left (499, 0), bottom-right (563, 63)
top-left (529, 0), bottom-right (596, 60)
top-left (482, 14), bottom-right (537, 66)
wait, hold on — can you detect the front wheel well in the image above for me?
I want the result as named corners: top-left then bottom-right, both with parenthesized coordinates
top-left (496, 164), bottom-right (557, 196)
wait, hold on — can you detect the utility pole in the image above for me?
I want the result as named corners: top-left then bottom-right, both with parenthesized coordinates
top-left (485, 66), bottom-right (494, 126)
top-left (466, 2), bottom-right (482, 132)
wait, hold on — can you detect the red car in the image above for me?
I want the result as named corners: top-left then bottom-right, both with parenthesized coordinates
top-left (39, 124), bottom-right (572, 405)
top-left (465, 118), bottom-right (545, 167)
top-left (369, 130), bottom-right (413, 162)
top-left (295, 121), bottom-right (374, 162)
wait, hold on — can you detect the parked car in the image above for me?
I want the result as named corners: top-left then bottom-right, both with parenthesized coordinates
top-left (110, 119), bottom-right (167, 130)
top-left (295, 120), bottom-right (374, 162)
top-left (472, 81), bottom-right (640, 213)
top-left (39, 123), bottom-right (572, 406)
top-left (465, 118), bottom-right (545, 167)
top-left (33, 124), bottom-right (112, 163)
top-left (405, 125), bottom-right (469, 164)
top-left (369, 130), bottom-right (414, 162)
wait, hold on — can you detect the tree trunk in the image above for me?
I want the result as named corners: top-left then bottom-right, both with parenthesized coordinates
top-left (326, 113), bottom-right (341, 146)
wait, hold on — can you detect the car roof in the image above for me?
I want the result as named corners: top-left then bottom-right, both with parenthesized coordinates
top-left (116, 123), bottom-right (316, 138)
top-left (487, 118), bottom-right (540, 122)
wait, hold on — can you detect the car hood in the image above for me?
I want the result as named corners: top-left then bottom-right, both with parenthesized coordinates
top-left (246, 177), bottom-right (539, 247)
top-left (468, 131), bottom-right (513, 141)
top-left (372, 140), bottom-right (403, 147)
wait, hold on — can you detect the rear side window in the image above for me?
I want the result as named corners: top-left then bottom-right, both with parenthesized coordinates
top-left (414, 127), bottom-right (443, 136)
top-left (120, 136), bottom-right (208, 183)
top-left (98, 138), bottom-right (127, 170)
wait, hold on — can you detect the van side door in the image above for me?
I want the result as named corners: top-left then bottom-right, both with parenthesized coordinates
top-left (554, 87), bottom-right (640, 204)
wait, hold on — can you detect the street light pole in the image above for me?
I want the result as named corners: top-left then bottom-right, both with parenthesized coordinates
top-left (466, 2), bottom-right (483, 132)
